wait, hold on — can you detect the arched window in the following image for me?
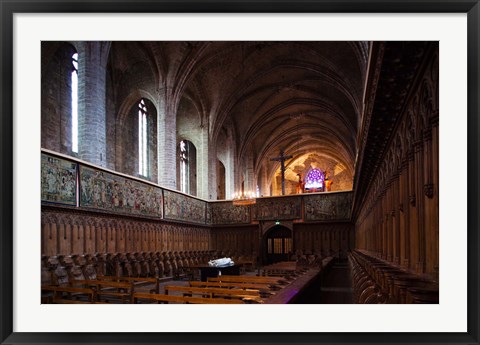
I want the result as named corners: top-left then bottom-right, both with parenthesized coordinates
top-left (305, 168), bottom-right (325, 191)
top-left (71, 52), bottom-right (78, 153)
top-left (216, 160), bottom-right (226, 200)
top-left (180, 140), bottom-right (188, 193)
top-left (138, 99), bottom-right (148, 176)
top-left (179, 140), bottom-right (197, 195)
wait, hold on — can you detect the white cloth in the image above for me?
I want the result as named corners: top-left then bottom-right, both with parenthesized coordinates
top-left (208, 257), bottom-right (234, 267)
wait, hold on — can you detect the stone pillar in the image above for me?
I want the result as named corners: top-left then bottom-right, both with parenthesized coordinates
top-left (243, 145), bottom-right (256, 196)
top-left (196, 125), bottom-right (214, 200)
top-left (260, 162), bottom-right (269, 197)
top-left (225, 139), bottom-right (235, 200)
top-left (77, 41), bottom-right (111, 167)
top-left (157, 87), bottom-right (177, 190)
top-left (208, 140), bottom-right (218, 200)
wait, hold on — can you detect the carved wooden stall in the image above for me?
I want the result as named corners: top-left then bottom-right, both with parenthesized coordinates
top-left (353, 42), bottom-right (439, 281)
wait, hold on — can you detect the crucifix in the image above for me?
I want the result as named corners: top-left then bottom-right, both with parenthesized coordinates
top-left (271, 150), bottom-right (293, 195)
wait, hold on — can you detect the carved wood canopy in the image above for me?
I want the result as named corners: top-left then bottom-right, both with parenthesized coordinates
top-left (352, 41), bottom-right (436, 218)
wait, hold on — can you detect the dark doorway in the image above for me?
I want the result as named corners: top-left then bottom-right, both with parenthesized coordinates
top-left (263, 225), bottom-right (292, 265)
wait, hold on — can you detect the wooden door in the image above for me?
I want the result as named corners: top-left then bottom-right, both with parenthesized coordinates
top-left (263, 226), bottom-right (292, 265)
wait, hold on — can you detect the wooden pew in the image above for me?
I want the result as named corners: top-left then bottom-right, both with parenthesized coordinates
top-left (132, 292), bottom-right (245, 304)
top-left (189, 281), bottom-right (275, 296)
top-left (164, 285), bottom-right (262, 303)
top-left (260, 261), bottom-right (307, 277)
top-left (69, 279), bottom-right (134, 303)
top-left (41, 285), bottom-right (96, 303)
top-left (97, 275), bottom-right (161, 293)
top-left (52, 298), bottom-right (107, 304)
top-left (208, 275), bottom-right (288, 286)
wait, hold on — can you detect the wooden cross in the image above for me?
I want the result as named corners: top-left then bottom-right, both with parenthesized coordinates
top-left (271, 150), bottom-right (293, 195)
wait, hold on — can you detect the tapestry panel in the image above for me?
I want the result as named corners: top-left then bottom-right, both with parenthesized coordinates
top-left (163, 190), bottom-right (206, 224)
top-left (41, 153), bottom-right (77, 206)
top-left (79, 166), bottom-right (163, 218)
top-left (304, 192), bottom-right (353, 221)
top-left (253, 196), bottom-right (302, 220)
top-left (211, 202), bottom-right (250, 225)
top-left (206, 203), bottom-right (213, 225)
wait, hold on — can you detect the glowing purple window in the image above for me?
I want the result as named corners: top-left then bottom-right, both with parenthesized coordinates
top-left (305, 168), bottom-right (325, 189)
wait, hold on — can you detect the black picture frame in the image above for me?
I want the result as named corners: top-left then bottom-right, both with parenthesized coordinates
top-left (1, 1), bottom-right (478, 344)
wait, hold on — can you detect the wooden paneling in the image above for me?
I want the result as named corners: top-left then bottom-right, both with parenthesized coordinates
top-left (41, 208), bottom-right (211, 256)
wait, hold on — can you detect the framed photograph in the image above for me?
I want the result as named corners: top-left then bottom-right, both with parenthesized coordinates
top-left (1, 1), bottom-right (479, 345)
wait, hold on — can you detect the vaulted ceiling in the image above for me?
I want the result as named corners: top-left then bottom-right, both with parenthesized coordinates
top-left (108, 41), bottom-right (369, 188)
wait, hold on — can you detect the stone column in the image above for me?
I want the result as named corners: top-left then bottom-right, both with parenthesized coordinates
top-left (77, 41), bottom-right (111, 167)
top-left (208, 143), bottom-right (218, 200)
top-left (156, 87), bottom-right (177, 190)
top-left (244, 146), bottom-right (256, 195)
top-left (261, 161), bottom-right (269, 197)
top-left (195, 124), bottom-right (214, 200)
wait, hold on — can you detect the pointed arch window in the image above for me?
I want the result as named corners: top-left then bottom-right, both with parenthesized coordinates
top-left (138, 99), bottom-right (148, 176)
top-left (305, 168), bottom-right (325, 191)
top-left (71, 52), bottom-right (78, 153)
top-left (179, 140), bottom-right (197, 195)
top-left (180, 140), bottom-right (189, 193)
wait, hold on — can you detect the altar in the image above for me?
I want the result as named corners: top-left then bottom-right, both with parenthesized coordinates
top-left (196, 264), bottom-right (241, 282)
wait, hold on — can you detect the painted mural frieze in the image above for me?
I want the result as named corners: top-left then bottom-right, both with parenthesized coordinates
top-left (41, 153), bottom-right (77, 206)
top-left (211, 202), bottom-right (250, 225)
top-left (253, 197), bottom-right (302, 220)
top-left (163, 190), bottom-right (206, 224)
top-left (79, 166), bottom-right (163, 218)
top-left (304, 192), bottom-right (353, 221)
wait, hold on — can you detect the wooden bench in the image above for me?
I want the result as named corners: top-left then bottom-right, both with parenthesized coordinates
top-left (132, 292), bottom-right (245, 304)
top-left (189, 281), bottom-right (275, 296)
top-left (260, 261), bottom-right (301, 278)
top-left (69, 279), bottom-right (134, 303)
top-left (41, 285), bottom-right (96, 303)
top-left (164, 285), bottom-right (262, 302)
top-left (52, 298), bottom-right (108, 304)
top-left (208, 275), bottom-right (288, 287)
top-left (97, 275), bottom-right (161, 293)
